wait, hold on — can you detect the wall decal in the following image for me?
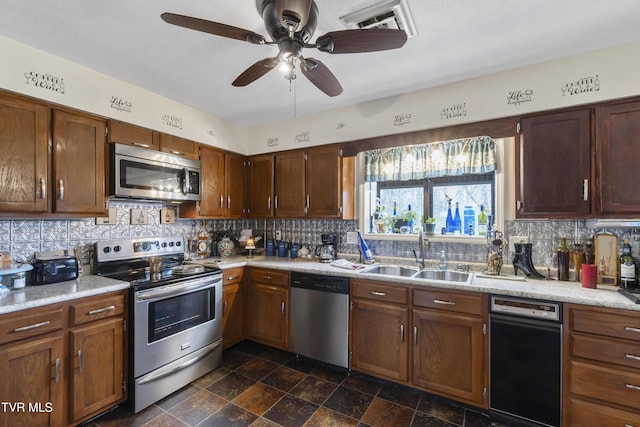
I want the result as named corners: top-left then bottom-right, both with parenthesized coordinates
top-left (294, 131), bottom-right (310, 144)
top-left (160, 209), bottom-right (176, 224)
top-left (267, 137), bottom-right (279, 147)
top-left (393, 113), bottom-right (412, 127)
top-left (109, 96), bottom-right (133, 113)
top-left (336, 122), bottom-right (345, 130)
top-left (507, 90), bottom-right (534, 106)
top-left (440, 103), bottom-right (467, 120)
top-left (207, 129), bottom-right (216, 137)
top-left (162, 114), bottom-right (183, 129)
top-left (130, 208), bottom-right (149, 225)
top-left (24, 71), bottom-right (65, 94)
top-left (561, 75), bottom-right (600, 96)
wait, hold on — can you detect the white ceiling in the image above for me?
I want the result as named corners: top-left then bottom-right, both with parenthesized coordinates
top-left (1, 1), bottom-right (639, 128)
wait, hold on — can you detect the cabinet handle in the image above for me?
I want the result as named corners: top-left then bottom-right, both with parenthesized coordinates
top-left (131, 142), bottom-right (150, 148)
top-left (53, 358), bottom-right (60, 383)
top-left (14, 320), bottom-right (51, 332)
top-left (58, 179), bottom-right (64, 200)
top-left (306, 195), bottom-right (310, 209)
top-left (227, 196), bottom-right (231, 209)
top-left (414, 326), bottom-right (417, 345)
top-left (626, 326), bottom-right (640, 333)
top-left (369, 291), bottom-right (386, 296)
top-left (77, 349), bottom-right (83, 373)
top-left (434, 299), bottom-right (456, 306)
top-left (223, 300), bottom-right (227, 315)
top-left (626, 353), bottom-right (640, 361)
top-left (267, 196), bottom-right (271, 209)
top-left (281, 302), bottom-right (285, 316)
top-left (262, 275), bottom-right (273, 280)
top-left (227, 276), bottom-right (240, 281)
top-left (516, 200), bottom-right (523, 210)
top-left (220, 195), bottom-right (224, 208)
top-left (88, 305), bottom-right (115, 315)
top-left (275, 195), bottom-right (278, 209)
top-left (626, 383), bottom-right (640, 391)
top-left (170, 150), bottom-right (183, 155)
top-left (583, 178), bottom-right (589, 201)
top-left (400, 324), bottom-right (405, 343)
top-left (40, 177), bottom-right (46, 199)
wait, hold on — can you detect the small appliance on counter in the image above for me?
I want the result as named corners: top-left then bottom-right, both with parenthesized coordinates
top-left (315, 233), bottom-right (338, 263)
top-left (32, 256), bottom-right (79, 285)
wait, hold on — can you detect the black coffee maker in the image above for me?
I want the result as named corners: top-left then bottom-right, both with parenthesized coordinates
top-left (315, 233), bottom-right (338, 262)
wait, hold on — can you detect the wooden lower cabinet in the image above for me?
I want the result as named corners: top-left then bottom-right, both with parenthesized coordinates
top-left (0, 291), bottom-right (126, 427)
top-left (222, 267), bottom-right (244, 349)
top-left (246, 268), bottom-right (290, 350)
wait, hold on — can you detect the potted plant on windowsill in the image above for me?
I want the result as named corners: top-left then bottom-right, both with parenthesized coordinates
top-left (388, 209), bottom-right (418, 233)
top-left (423, 216), bottom-right (437, 235)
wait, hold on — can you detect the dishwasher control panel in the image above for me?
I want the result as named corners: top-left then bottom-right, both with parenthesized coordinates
top-left (490, 295), bottom-right (561, 321)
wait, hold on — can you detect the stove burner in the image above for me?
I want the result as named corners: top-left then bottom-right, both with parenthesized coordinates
top-left (172, 265), bottom-right (205, 275)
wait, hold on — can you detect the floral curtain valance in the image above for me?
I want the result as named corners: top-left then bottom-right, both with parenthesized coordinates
top-left (364, 136), bottom-right (497, 182)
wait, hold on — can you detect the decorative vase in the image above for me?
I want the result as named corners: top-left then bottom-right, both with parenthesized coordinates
top-left (423, 223), bottom-right (436, 235)
top-left (217, 237), bottom-right (234, 258)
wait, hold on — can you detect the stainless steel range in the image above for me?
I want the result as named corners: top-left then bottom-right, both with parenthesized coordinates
top-left (94, 237), bottom-right (223, 413)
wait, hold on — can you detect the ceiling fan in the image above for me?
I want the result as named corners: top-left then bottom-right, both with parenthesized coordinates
top-left (161, 0), bottom-right (408, 97)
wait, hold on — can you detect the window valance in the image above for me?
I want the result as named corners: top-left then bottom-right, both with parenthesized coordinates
top-left (364, 136), bottom-right (496, 182)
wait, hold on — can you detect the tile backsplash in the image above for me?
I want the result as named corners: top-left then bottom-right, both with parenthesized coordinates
top-left (1, 200), bottom-right (638, 272)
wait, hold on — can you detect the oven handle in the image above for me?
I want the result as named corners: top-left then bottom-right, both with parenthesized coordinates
top-left (137, 340), bottom-right (222, 385)
top-left (136, 277), bottom-right (221, 302)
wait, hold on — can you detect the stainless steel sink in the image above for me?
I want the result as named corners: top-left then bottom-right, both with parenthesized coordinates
top-left (360, 265), bottom-right (420, 277)
top-left (411, 269), bottom-right (473, 284)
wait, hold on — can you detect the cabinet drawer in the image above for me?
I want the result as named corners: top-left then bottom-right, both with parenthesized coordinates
top-left (250, 268), bottom-right (289, 287)
top-left (223, 267), bottom-right (244, 285)
top-left (566, 397), bottom-right (640, 427)
top-left (569, 360), bottom-right (640, 410)
top-left (569, 305), bottom-right (640, 342)
top-left (159, 133), bottom-right (198, 160)
top-left (413, 288), bottom-right (483, 315)
top-left (0, 306), bottom-right (65, 345)
top-left (570, 333), bottom-right (640, 370)
top-left (70, 293), bottom-right (125, 326)
top-left (351, 279), bottom-right (408, 305)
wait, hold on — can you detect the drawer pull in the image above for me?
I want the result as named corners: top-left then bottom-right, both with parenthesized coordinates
top-left (370, 291), bottom-right (386, 296)
top-left (626, 326), bottom-right (640, 333)
top-left (263, 275), bottom-right (273, 280)
top-left (400, 324), bottom-right (405, 343)
top-left (88, 305), bottom-right (115, 315)
top-left (132, 142), bottom-right (150, 148)
top-left (170, 150), bottom-right (183, 155)
top-left (434, 299), bottom-right (456, 306)
top-left (626, 383), bottom-right (640, 391)
top-left (14, 320), bottom-right (51, 332)
top-left (414, 326), bottom-right (418, 345)
top-left (53, 358), bottom-right (60, 383)
top-left (626, 353), bottom-right (640, 361)
top-left (77, 349), bottom-right (83, 373)
top-left (227, 276), bottom-right (240, 281)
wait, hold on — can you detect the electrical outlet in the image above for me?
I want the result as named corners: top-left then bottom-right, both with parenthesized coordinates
top-left (346, 232), bottom-right (358, 244)
top-left (275, 230), bottom-right (282, 240)
top-left (509, 235), bottom-right (529, 253)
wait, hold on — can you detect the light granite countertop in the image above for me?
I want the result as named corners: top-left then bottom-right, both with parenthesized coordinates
top-left (2, 255), bottom-right (638, 315)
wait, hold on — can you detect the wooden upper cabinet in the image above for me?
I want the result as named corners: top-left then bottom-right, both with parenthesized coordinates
top-left (159, 133), bottom-right (198, 160)
top-left (247, 154), bottom-right (275, 218)
top-left (107, 119), bottom-right (159, 149)
top-left (275, 151), bottom-right (306, 218)
top-left (198, 145), bottom-right (226, 217)
top-left (0, 94), bottom-right (50, 213)
top-left (306, 145), bottom-right (343, 218)
top-left (596, 100), bottom-right (640, 216)
top-left (225, 152), bottom-right (246, 218)
top-left (52, 110), bottom-right (107, 215)
top-left (516, 109), bottom-right (592, 218)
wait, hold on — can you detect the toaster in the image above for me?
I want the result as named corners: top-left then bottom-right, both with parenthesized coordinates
top-left (32, 257), bottom-right (79, 285)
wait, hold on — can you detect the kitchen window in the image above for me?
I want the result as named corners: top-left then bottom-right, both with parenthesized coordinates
top-left (358, 136), bottom-right (508, 240)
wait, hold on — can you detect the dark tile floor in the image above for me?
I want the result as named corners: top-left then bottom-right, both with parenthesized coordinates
top-left (88, 341), bottom-right (509, 427)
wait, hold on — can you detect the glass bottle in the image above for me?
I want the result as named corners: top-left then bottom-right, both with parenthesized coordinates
top-left (446, 201), bottom-right (454, 234)
top-left (453, 202), bottom-right (462, 235)
top-left (571, 242), bottom-right (583, 282)
top-left (619, 238), bottom-right (636, 289)
top-left (407, 204), bottom-right (414, 233)
top-left (584, 239), bottom-right (595, 264)
top-left (477, 205), bottom-right (488, 236)
top-left (557, 237), bottom-right (570, 281)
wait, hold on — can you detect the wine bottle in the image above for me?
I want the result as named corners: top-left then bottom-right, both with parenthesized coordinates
top-left (557, 237), bottom-right (570, 281)
top-left (478, 205), bottom-right (488, 236)
top-left (619, 238), bottom-right (636, 289)
top-left (357, 230), bottom-right (374, 263)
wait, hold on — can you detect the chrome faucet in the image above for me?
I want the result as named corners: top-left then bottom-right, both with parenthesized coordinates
top-left (414, 228), bottom-right (429, 269)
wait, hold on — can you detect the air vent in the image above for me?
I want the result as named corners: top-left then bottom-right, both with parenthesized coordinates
top-left (339, 0), bottom-right (417, 38)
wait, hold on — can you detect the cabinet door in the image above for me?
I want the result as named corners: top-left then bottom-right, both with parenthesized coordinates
top-left (52, 110), bottom-right (106, 215)
top-left (306, 145), bottom-right (342, 218)
top-left (247, 154), bottom-right (274, 218)
top-left (596, 101), bottom-right (640, 215)
top-left (0, 94), bottom-right (49, 213)
top-left (107, 119), bottom-right (158, 149)
top-left (275, 151), bottom-right (306, 217)
top-left (199, 145), bottom-right (226, 217)
top-left (159, 133), bottom-right (198, 160)
top-left (516, 110), bottom-right (591, 217)
top-left (247, 283), bottom-right (289, 350)
top-left (412, 309), bottom-right (486, 407)
top-left (350, 298), bottom-right (409, 382)
top-left (225, 153), bottom-right (246, 218)
top-left (0, 332), bottom-right (65, 427)
top-left (69, 317), bottom-right (124, 422)
top-left (223, 283), bottom-right (243, 348)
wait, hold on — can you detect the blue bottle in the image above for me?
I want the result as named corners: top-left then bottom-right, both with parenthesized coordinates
top-left (357, 230), bottom-right (374, 263)
top-left (446, 201), bottom-right (454, 234)
top-left (453, 202), bottom-right (462, 234)
top-left (463, 205), bottom-right (475, 235)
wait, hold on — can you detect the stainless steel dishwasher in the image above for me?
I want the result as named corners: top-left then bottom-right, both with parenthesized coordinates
top-left (290, 272), bottom-right (349, 368)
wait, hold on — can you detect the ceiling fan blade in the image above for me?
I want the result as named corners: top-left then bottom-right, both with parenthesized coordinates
top-left (161, 13), bottom-right (266, 44)
top-left (232, 57), bottom-right (280, 87)
top-left (299, 57), bottom-right (343, 97)
top-left (316, 29), bottom-right (407, 54)
top-left (276, 0), bottom-right (312, 30)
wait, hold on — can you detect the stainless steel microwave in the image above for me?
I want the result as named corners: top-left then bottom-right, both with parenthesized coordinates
top-left (109, 143), bottom-right (201, 201)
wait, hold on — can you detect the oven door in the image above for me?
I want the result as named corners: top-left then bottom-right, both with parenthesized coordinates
top-left (133, 274), bottom-right (222, 377)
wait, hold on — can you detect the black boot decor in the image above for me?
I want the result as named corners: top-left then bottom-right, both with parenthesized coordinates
top-left (512, 243), bottom-right (546, 279)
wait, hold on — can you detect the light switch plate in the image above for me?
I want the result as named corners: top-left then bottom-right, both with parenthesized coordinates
top-left (509, 235), bottom-right (529, 253)
top-left (276, 230), bottom-right (282, 240)
top-left (346, 232), bottom-right (358, 244)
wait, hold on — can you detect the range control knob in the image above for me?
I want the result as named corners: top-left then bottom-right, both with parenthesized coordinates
top-left (161, 242), bottom-right (167, 248)
top-left (113, 245), bottom-right (121, 252)
top-left (168, 241), bottom-right (174, 247)
top-left (102, 247), bottom-right (111, 254)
